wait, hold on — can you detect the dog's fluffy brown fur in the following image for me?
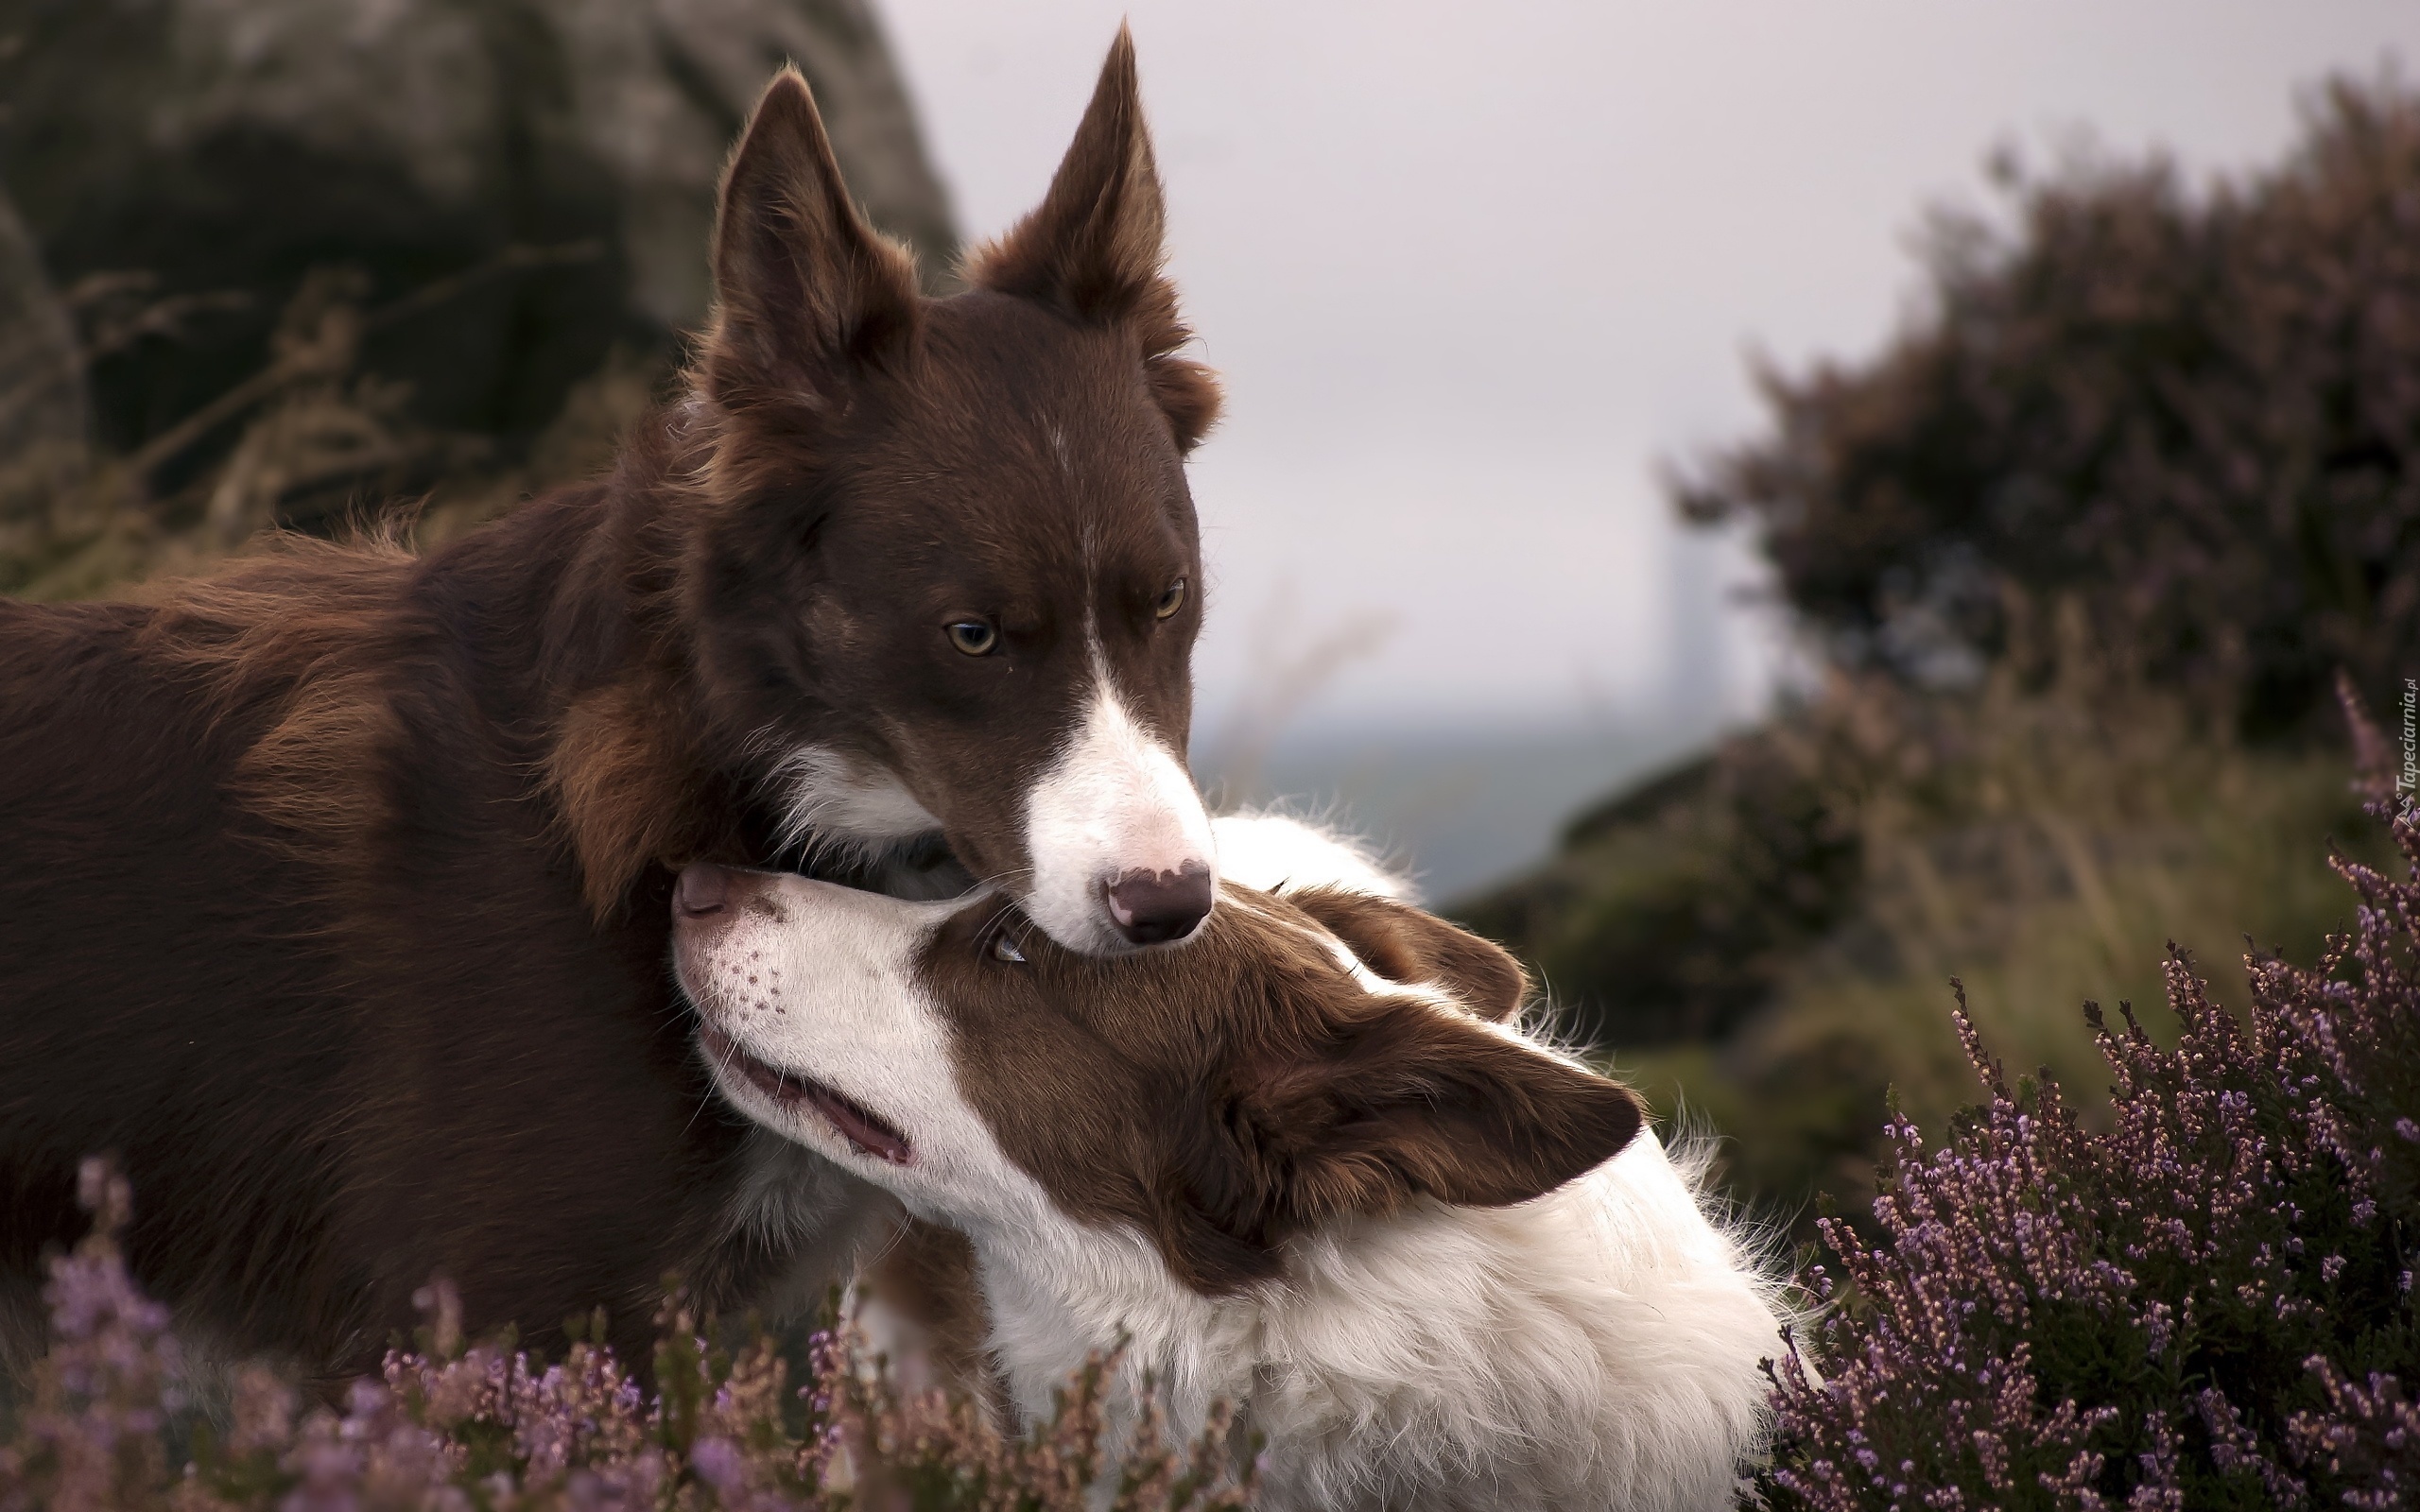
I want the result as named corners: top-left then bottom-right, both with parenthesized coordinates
top-left (0, 31), bottom-right (1219, 1383)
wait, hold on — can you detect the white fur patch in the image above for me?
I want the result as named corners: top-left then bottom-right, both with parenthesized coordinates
top-left (1018, 662), bottom-right (1216, 953)
top-left (768, 744), bottom-right (941, 861)
top-left (977, 1127), bottom-right (1785, 1512)
top-left (1212, 811), bottom-right (1410, 901)
top-left (675, 877), bottom-right (1079, 1238)
top-left (1237, 1137), bottom-right (1786, 1511)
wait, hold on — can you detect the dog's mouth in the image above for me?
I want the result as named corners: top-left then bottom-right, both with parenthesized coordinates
top-left (698, 1021), bottom-right (914, 1165)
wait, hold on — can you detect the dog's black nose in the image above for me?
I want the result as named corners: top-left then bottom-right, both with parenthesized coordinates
top-left (675, 863), bottom-right (733, 919)
top-left (1105, 864), bottom-right (1214, 945)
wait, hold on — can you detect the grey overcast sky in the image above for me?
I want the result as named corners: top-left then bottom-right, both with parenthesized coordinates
top-left (880, 2), bottom-right (2420, 741)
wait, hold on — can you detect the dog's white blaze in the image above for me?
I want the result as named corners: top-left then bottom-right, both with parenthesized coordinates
top-left (771, 745), bottom-right (940, 859)
top-left (1018, 660), bottom-right (1215, 952)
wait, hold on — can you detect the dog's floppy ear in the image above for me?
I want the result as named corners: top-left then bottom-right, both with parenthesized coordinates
top-left (1260, 1003), bottom-right (1643, 1217)
top-left (965, 26), bottom-right (1221, 452)
top-left (1288, 886), bottom-right (1530, 1022)
top-left (703, 68), bottom-right (921, 411)
top-left (1167, 1001), bottom-right (1640, 1289)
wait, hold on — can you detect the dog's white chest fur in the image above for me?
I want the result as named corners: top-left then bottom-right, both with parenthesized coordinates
top-left (978, 1133), bottom-right (1783, 1512)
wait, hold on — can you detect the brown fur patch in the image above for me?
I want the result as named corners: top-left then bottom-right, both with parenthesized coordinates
top-left (961, 26), bottom-right (1221, 453)
top-left (860, 1219), bottom-right (1006, 1416)
top-left (135, 536), bottom-right (421, 863)
top-left (547, 678), bottom-right (709, 918)
top-left (1286, 885), bottom-right (1531, 1022)
top-left (919, 888), bottom-right (1641, 1295)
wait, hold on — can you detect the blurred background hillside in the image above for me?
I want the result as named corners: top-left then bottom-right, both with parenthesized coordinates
top-left (5, 0), bottom-right (2420, 1233)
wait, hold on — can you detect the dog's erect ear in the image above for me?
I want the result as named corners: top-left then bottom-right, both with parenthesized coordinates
top-left (1288, 887), bottom-right (1530, 1022)
top-left (968, 26), bottom-right (1164, 322)
top-left (704, 68), bottom-right (921, 411)
top-left (965, 26), bottom-right (1221, 452)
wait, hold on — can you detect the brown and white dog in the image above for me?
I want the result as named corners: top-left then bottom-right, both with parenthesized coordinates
top-left (0, 32), bottom-right (1221, 1381)
top-left (672, 816), bottom-right (1789, 1511)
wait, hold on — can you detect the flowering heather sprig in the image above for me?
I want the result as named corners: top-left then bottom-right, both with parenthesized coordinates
top-left (1762, 786), bottom-right (2420, 1508)
top-left (0, 1160), bottom-right (182, 1512)
top-left (823, 1326), bottom-right (1258, 1512)
top-left (0, 1196), bottom-right (1256, 1510)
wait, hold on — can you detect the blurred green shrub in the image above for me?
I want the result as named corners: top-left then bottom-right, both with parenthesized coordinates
top-left (1454, 731), bottom-right (1860, 1047)
top-left (1468, 602), bottom-right (2386, 1233)
top-left (1629, 644), bottom-right (2380, 1237)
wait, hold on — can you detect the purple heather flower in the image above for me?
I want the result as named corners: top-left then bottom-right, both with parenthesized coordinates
top-left (1762, 791), bottom-right (2420, 1508)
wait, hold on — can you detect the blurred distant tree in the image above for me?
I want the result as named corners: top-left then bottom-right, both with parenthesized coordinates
top-left (1675, 77), bottom-right (2420, 741)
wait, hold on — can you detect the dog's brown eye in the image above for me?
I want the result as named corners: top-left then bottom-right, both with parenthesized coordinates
top-left (1154, 578), bottom-right (1187, 620)
top-left (946, 620), bottom-right (999, 656)
top-left (991, 932), bottom-right (1027, 965)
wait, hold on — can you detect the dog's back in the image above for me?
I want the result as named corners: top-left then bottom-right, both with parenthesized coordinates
top-left (858, 1127), bottom-right (1783, 1511)
top-left (0, 545), bottom-right (868, 1383)
top-left (1230, 1129), bottom-right (1782, 1510)
top-left (0, 591), bottom-right (354, 1369)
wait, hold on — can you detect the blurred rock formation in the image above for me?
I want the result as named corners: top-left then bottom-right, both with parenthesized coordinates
top-left (0, 0), bottom-right (955, 589)
top-left (0, 185), bottom-right (82, 466)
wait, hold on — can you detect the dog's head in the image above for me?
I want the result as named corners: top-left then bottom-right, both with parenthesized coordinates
top-left (668, 864), bottom-right (1643, 1297)
top-left (676, 31), bottom-right (1219, 954)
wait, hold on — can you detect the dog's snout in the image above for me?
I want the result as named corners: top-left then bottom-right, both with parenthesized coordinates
top-left (1104, 864), bottom-right (1213, 945)
top-left (676, 863), bottom-right (734, 919)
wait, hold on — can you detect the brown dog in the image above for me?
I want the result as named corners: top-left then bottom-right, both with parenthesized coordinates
top-left (0, 30), bottom-right (1222, 1383)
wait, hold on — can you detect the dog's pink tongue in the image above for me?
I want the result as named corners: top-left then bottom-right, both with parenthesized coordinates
top-left (806, 1085), bottom-right (913, 1165)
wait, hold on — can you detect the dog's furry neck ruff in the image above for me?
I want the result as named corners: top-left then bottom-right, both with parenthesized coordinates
top-left (969, 1126), bottom-right (1783, 1512)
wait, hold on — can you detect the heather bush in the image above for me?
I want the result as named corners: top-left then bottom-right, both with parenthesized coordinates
top-left (1761, 767), bottom-right (2420, 1505)
top-left (0, 1163), bottom-right (1256, 1511)
top-left (1674, 73), bottom-right (2420, 742)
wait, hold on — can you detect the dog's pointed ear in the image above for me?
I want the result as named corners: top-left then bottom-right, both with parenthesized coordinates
top-left (965, 26), bottom-right (1221, 452)
top-left (704, 68), bottom-right (921, 411)
top-left (1287, 887), bottom-right (1530, 1022)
